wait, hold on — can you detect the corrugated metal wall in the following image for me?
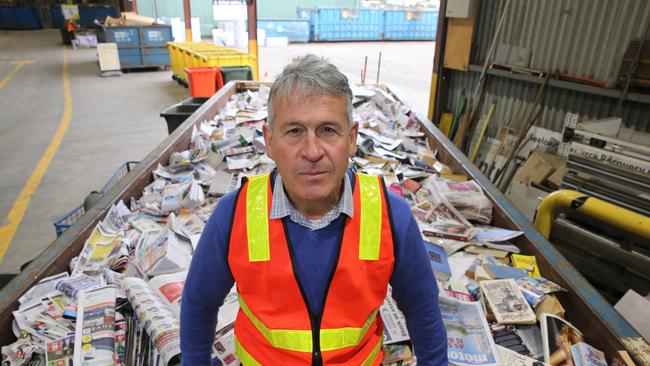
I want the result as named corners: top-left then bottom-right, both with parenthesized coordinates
top-left (446, 0), bottom-right (650, 134)
top-left (448, 71), bottom-right (650, 137)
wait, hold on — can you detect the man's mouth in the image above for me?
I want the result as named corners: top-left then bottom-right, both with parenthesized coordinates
top-left (300, 170), bottom-right (328, 177)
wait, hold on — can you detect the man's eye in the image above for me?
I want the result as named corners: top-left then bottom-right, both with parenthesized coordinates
top-left (321, 126), bottom-right (338, 135)
top-left (287, 128), bottom-right (301, 135)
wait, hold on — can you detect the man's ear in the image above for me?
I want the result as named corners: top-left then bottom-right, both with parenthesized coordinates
top-left (263, 123), bottom-right (274, 159)
top-left (348, 122), bottom-right (359, 156)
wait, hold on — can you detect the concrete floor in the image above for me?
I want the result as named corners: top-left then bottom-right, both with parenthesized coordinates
top-left (0, 30), bottom-right (187, 273)
top-left (259, 41), bottom-right (435, 115)
top-left (0, 30), bottom-right (435, 274)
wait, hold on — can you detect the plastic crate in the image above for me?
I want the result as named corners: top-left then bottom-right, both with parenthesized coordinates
top-left (53, 161), bottom-right (138, 237)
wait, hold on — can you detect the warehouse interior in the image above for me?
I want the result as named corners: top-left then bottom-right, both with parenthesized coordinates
top-left (0, 0), bottom-right (649, 365)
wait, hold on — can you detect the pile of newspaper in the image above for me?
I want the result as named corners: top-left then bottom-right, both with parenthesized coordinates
top-left (1, 85), bottom-right (608, 366)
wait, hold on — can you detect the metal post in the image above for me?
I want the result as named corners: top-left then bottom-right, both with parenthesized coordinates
top-left (247, 0), bottom-right (259, 80)
top-left (183, 0), bottom-right (192, 42)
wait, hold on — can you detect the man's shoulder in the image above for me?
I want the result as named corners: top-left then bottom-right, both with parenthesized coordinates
top-left (385, 189), bottom-right (413, 221)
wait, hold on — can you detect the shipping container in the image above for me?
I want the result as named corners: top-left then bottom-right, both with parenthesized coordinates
top-left (0, 81), bottom-right (643, 364)
top-left (258, 19), bottom-right (310, 43)
top-left (0, 7), bottom-right (42, 30)
top-left (299, 7), bottom-right (383, 41)
top-left (382, 9), bottom-right (438, 41)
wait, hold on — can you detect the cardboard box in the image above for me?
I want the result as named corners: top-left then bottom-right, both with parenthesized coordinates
top-left (514, 151), bottom-right (565, 185)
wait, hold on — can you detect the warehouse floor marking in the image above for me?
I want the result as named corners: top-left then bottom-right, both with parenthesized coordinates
top-left (0, 52), bottom-right (71, 262)
top-left (0, 60), bottom-right (35, 90)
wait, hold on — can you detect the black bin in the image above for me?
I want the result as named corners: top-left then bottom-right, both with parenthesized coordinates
top-left (220, 66), bottom-right (253, 84)
top-left (160, 97), bottom-right (209, 135)
top-left (160, 104), bottom-right (198, 135)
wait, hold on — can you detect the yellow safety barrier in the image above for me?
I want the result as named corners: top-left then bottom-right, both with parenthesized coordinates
top-left (167, 42), bottom-right (258, 83)
top-left (534, 189), bottom-right (650, 241)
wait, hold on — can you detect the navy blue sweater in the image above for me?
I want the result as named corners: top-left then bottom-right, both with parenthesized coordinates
top-left (180, 174), bottom-right (448, 365)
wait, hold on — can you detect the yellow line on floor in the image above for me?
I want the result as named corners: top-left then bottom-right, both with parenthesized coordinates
top-left (0, 60), bottom-right (35, 91)
top-left (0, 52), bottom-right (71, 262)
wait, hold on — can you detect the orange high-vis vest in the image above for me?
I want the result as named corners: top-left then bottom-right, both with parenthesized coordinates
top-left (228, 172), bottom-right (395, 365)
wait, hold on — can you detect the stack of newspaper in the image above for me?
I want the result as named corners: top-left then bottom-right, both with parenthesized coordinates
top-left (1, 85), bottom-right (613, 366)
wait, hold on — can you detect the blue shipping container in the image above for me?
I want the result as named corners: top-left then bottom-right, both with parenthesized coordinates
top-left (303, 7), bottom-right (383, 41)
top-left (383, 9), bottom-right (438, 41)
top-left (258, 19), bottom-right (309, 43)
top-left (0, 7), bottom-right (42, 30)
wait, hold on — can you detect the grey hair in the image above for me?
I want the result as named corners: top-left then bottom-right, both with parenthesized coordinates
top-left (267, 54), bottom-right (354, 126)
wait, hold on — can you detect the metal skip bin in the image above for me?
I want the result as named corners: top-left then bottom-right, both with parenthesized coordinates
top-left (304, 7), bottom-right (384, 42)
top-left (100, 25), bottom-right (172, 70)
top-left (0, 82), bottom-right (647, 365)
top-left (382, 9), bottom-right (438, 41)
top-left (258, 19), bottom-right (310, 43)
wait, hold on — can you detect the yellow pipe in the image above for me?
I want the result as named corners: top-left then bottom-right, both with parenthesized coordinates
top-left (427, 72), bottom-right (438, 122)
top-left (535, 189), bottom-right (650, 241)
top-left (248, 39), bottom-right (259, 81)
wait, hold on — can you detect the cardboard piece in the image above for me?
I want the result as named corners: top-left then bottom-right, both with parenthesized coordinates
top-left (614, 289), bottom-right (650, 342)
top-left (514, 151), bottom-right (565, 185)
top-left (546, 163), bottom-right (566, 189)
top-left (535, 294), bottom-right (565, 320)
top-left (121, 12), bottom-right (154, 26)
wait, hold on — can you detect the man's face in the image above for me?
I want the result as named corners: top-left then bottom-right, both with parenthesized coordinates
top-left (264, 93), bottom-right (358, 216)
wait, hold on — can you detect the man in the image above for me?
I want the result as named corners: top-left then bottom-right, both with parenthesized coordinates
top-left (65, 19), bottom-right (77, 49)
top-left (181, 55), bottom-right (447, 365)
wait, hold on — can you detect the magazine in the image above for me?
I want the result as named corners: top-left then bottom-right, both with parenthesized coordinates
top-left (516, 277), bottom-right (566, 307)
top-left (571, 342), bottom-right (607, 366)
top-left (422, 222), bottom-right (478, 242)
top-left (496, 344), bottom-right (539, 366)
top-left (480, 279), bottom-right (537, 325)
top-left (439, 296), bottom-right (500, 366)
top-left (424, 241), bottom-right (452, 281)
top-left (541, 313), bottom-right (584, 366)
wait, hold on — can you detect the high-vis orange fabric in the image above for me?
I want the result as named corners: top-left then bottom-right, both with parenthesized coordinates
top-left (228, 173), bottom-right (395, 365)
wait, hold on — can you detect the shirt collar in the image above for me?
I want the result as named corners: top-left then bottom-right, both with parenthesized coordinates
top-left (269, 172), bottom-right (354, 230)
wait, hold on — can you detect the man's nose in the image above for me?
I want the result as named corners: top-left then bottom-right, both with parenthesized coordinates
top-left (301, 131), bottom-right (325, 162)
